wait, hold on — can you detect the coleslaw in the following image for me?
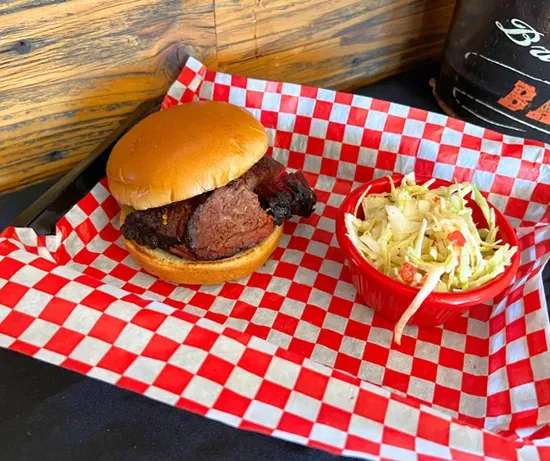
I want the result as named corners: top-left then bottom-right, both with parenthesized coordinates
top-left (345, 173), bottom-right (517, 344)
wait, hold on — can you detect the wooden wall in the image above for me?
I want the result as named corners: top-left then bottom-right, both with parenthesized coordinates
top-left (0, 0), bottom-right (456, 193)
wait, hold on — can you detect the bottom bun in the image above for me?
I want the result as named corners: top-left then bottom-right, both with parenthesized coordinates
top-left (120, 206), bottom-right (283, 285)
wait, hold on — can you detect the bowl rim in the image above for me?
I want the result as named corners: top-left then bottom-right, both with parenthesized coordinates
top-left (336, 174), bottom-right (521, 306)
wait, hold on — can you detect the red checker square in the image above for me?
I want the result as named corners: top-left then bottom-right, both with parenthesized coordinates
top-left (461, 134), bottom-right (482, 151)
top-left (335, 92), bottom-right (353, 105)
top-left (459, 415), bottom-right (484, 428)
top-left (312, 229), bottom-right (333, 245)
top-left (78, 194), bottom-right (100, 216)
top-left (122, 293), bottom-right (150, 308)
top-left (399, 136), bottom-right (420, 156)
top-left (231, 75), bottom-right (247, 88)
top-left (317, 403), bottom-right (352, 432)
top-left (417, 411), bottom-right (450, 445)
top-left (317, 329), bottom-right (343, 350)
top-left (184, 325), bottom-right (219, 351)
top-left (308, 441), bottom-right (342, 456)
top-left (340, 144), bottom-right (359, 165)
top-left (375, 151), bottom-right (397, 171)
top-left (175, 396), bottom-right (208, 416)
top-left (501, 143), bottom-right (523, 158)
top-left (465, 336), bottom-right (489, 357)
top-left (214, 388), bottom-right (251, 417)
top-left (527, 329), bottom-right (548, 357)
top-left (383, 427), bottom-right (415, 451)
top-left (97, 346), bottom-right (138, 374)
top-left (260, 110), bottom-right (278, 129)
top-left (278, 412), bottom-right (313, 438)
top-left (301, 253), bottom-right (323, 272)
top-left (518, 160), bottom-right (541, 181)
top-left (307, 137), bottom-right (325, 156)
top-left (370, 99), bottom-right (390, 112)
top-left (117, 376), bottom-right (149, 394)
top-left (109, 264), bottom-right (138, 282)
top-left (197, 354), bottom-right (234, 385)
top-left (326, 122), bottom-right (345, 142)
top-left (523, 290), bottom-right (542, 315)
top-left (453, 167), bottom-right (474, 183)
top-left (408, 107), bottom-right (428, 121)
top-left (507, 358), bottom-right (534, 388)
top-left (154, 364), bottom-right (193, 395)
top-left (132, 310), bottom-right (166, 331)
top-left (274, 130), bottom-right (293, 149)
top-left (30, 258), bottom-right (56, 272)
top-left (294, 367), bottom-right (329, 400)
top-left (190, 292), bottom-right (216, 309)
top-left (45, 328), bottom-right (85, 355)
top-left (348, 107), bottom-right (368, 127)
top-left (162, 94), bottom-right (178, 108)
top-left (287, 235), bottom-right (309, 252)
top-left (320, 158), bottom-right (339, 177)
top-left (334, 353), bottom-right (361, 376)
top-left (275, 347), bottom-right (303, 366)
top-left (446, 118), bottom-right (466, 132)
top-left (422, 123), bottom-right (443, 143)
top-left (256, 379), bottom-right (291, 407)
top-left (274, 261), bottom-right (298, 280)
top-left (34, 274), bottom-right (69, 295)
top-left (491, 175), bottom-right (514, 196)
top-left (361, 130), bottom-right (382, 150)
top-left (89, 314), bottom-right (126, 343)
top-left (535, 378), bottom-right (550, 406)
top-left (384, 115), bottom-right (406, 134)
top-left (74, 219), bottom-right (98, 246)
top-left (81, 268), bottom-right (106, 283)
top-left (72, 248), bottom-right (99, 266)
top-left (75, 274), bottom-right (103, 290)
top-left (238, 421), bottom-right (272, 437)
top-left (490, 311), bottom-right (506, 335)
top-left (81, 290), bottom-right (117, 312)
top-left (483, 432), bottom-right (518, 461)
top-left (272, 313), bottom-right (299, 336)
top-left (100, 195), bottom-right (120, 220)
top-left (411, 357), bottom-right (438, 382)
top-left (104, 244), bottom-right (128, 262)
top-left (506, 318), bottom-right (526, 343)
top-left (0, 257), bottom-right (24, 280)
top-left (177, 66), bottom-right (197, 85)
top-left (437, 145), bottom-right (459, 164)
top-left (10, 340), bottom-right (40, 356)
top-left (247, 272), bottom-right (271, 290)
top-left (294, 115), bottom-right (312, 135)
top-left (237, 348), bottom-right (272, 377)
top-left (148, 280), bottom-right (176, 297)
top-left (439, 347), bottom-right (465, 370)
top-left (300, 86), bottom-right (318, 98)
top-left (415, 158), bottom-right (435, 177)
top-left (461, 373), bottom-right (488, 397)
top-left (328, 297), bottom-right (353, 318)
top-left (286, 283), bottom-right (312, 304)
top-left (489, 347), bottom-right (506, 373)
top-left (325, 246), bottom-right (346, 264)
top-left (62, 358), bottom-right (93, 375)
top-left (280, 94), bottom-right (298, 113)
top-left (221, 327), bottom-right (249, 346)
top-left (504, 197), bottom-right (529, 219)
top-left (383, 369), bottom-right (410, 394)
top-left (213, 84), bottom-right (230, 101)
top-left (332, 179), bottom-right (353, 197)
top-left (478, 152), bottom-right (499, 173)
top-left (39, 298), bottom-right (77, 325)
top-left (450, 449), bottom-right (486, 461)
top-left (0, 281), bottom-right (28, 308)
top-left (362, 342), bottom-right (390, 367)
top-left (245, 90), bottom-right (263, 109)
top-left (265, 81), bottom-right (281, 93)
top-left (259, 292), bottom-right (284, 311)
top-left (433, 385), bottom-right (461, 412)
top-left (313, 100), bottom-right (333, 120)
top-left (345, 435), bottom-right (379, 457)
top-left (232, 301), bottom-right (257, 321)
top-left (301, 304), bottom-right (326, 328)
top-left (532, 183), bottom-right (550, 204)
top-left (287, 337), bottom-right (315, 358)
top-left (219, 283), bottom-right (245, 300)
top-left (0, 310), bottom-right (35, 338)
top-left (287, 151), bottom-right (305, 170)
top-left (344, 319), bottom-right (370, 341)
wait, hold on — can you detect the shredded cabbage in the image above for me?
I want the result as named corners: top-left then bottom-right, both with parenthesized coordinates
top-left (345, 173), bottom-right (517, 345)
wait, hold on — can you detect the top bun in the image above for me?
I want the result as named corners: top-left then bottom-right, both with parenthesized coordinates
top-left (106, 101), bottom-right (269, 210)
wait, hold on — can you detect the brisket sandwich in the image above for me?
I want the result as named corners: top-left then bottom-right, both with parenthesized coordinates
top-left (107, 101), bottom-right (317, 285)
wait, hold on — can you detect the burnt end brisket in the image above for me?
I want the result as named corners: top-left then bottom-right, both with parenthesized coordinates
top-left (187, 180), bottom-right (274, 260)
top-left (256, 171), bottom-right (317, 225)
top-left (240, 156), bottom-right (284, 190)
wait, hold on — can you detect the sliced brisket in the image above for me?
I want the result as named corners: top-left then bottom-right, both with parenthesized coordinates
top-left (240, 156), bottom-right (284, 190)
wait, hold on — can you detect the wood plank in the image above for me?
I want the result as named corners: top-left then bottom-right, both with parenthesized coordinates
top-left (215, 0), bottom-right (455, 89)
top-left (0, 0), bottom-right (217, 193)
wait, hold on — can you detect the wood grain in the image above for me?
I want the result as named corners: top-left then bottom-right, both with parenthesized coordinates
top-left (0, 0), bottom-right (455, 193)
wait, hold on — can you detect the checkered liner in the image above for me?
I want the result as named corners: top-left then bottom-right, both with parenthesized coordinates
top-left (1, 57), bottom-right (550, 460)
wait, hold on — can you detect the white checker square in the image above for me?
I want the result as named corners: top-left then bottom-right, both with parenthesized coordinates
top-left (307, 288), bottom-right (332, 310)
top-left (489, 330), bottom-right (506, 355)
top-left (265, 356), bottom-right (301, 390)
top-left (309, 118), bottom-right (328, 138)
top-left (0, 333), bottom-right (15, 348)
top-left (433, 163), bottom-right (455, 182)
top-left (277, 113), bottom-right (296, 131)
top-left (297, 97), bottom-right (315, 117)
top-left (285, 391), bottom-right (321, 421)
top-left (487, 366), bottom-right (509, 395)
top-left (317, 88), bottom-right (335, 102)
top-left (380, 133), bottom-right (401, 153)
top-left (226, 367), bottom-right (263, 398)
top-left (302, 359), bottom-right (332, 376)
top-left (272, 430), bottom-right (308, 445)
top-left (91, 182), bottom-right (110, 203)
top-left (348, 414), bottom-right (383, 441)
top-left (441, 128), bottom-right (463, 146)
top-left (304, 155), bottom-right (321, 174)
top-left (436, 366), bottom-right (463, 390)
top-left (416, 439), bottom-right (451, 459)
top-left (367, 326), bottom-right (393, 347)
top-left (57, 282), bottom-right (94, 303)
top-left (380, 445), bottom-right (416, 461)
top-left (525, 202), bottom-right (547, 223)
top-left (34, 349), bottom-right (65, 365)
top-left (449, 422), bottom-right (483, 455)
top-left (248, 335), bottom-right (278, 355)
top-left (340, 336), bottom-right (366, 359)
top-left (324, 377), bottom-right (358, 412)
top-left (463, 354), bottom-right (488, 376)
top-left (291, 133), bottom-right (309, 153)
top-left (387, 350), bottom-right (413, 374)
top-left (309, 424), bottom-right (346, 448)
top-left (87, 367), bottom-right (122, 384)
top-left (365, 111), bottom-right (387, 131)
top-left (359, 362), bottom-right (385, 385)
top-left (521, 144), bottom-right (545, 162)
top-left (281, 82), bottom-right (300, 95)
top-left (87, 235), bottom-right (111, 254)
top-left (266, 329), bottom-right (292, 349)
top-left (459, 393), bottom-right (486, 418)
top-left (182, 376), bottom-right (223, 408)
top-left (426, 112), bottom-right (447, 125)
top-left (166, 345), bottom-right (205, 375)
top-left (311, 344), bottom-right (337, 368)
top-left (124, 356), bottom-right (165, 384)
top-left (15, 290), bottom-right (52, 317)
top-left (407, 377), bottom-right (435, 402)
top-left (241, 287), bottom-right (264, 306)
top-left (344, 125), bottom-right (364, 145)
top-left (456, 148), bottom-right (480, 168)
top-left (441, 330), bottom-right (466, 352)
top-left (388, 103), bottom-right (409, 117)
top-left (11, 265), bottom-right (46, 287)
top-left (319, 260), bottom-right (341, 278)
top-left (417, 139), bottom-right (439, 161)
top-left (337, 162), bottom-right (356, 180)
top-left (105, 300), bottom-right (141, 322)
top-left (89, 207), bottom-right (110, 232)
top-left (384, 399), bottom-right (419, 435)
top-left (266, 277), bottom-right (291, 297)
top-left (472, 170), bottom-right (494, 192)
top-left (214, 72), bottom-right (231, 85)
top-left (330, 103), bottom-right (350, 122)
top-left (244, 401), bottom-right (283, 429)
top-left (395, 154), bottom-right (416, 175)
top-left (481, 139), bottom-right (502, 155)
top-left (324, 141), bottom-right (342, 160)
top-left (12, 249), bottom-right (40, 264)
top-left (145, 386), bottom-right (179, 406)
top-left (351, 94), bottom-right (372, 109)
top-left (229, 86), bottom-right (246, 106)
top-left (506, 336), bottom-right (530, 365)
top-left (64, 305), bottom-right (102, 335)
top-left (497, 157), bottom-right (521, 177)
top-left (19, 319), bottom-right (58, 347)
top-left (247, 78), bottom-right (266, 92)
top-left (486, 194), bottom-right (508, 215)
top-left (206, 410), bottom-right (241, 429)
top-left (403, 119), bottom-right (425, 138)
top-left (280, 299), bottom-right (306, 319)
top-left (322, 313), bottom-right (347, 334)
top-left (114, 323), bottom-right (154, 355)
top-left (251, 308), bottom-right (277, 327)
top-left (335, 282), bottom-right (359, 303)
top-left (463, 123), bottom-right (484, 137)
top-left (210, 335), bottom-right (246, 364)
top-left (65, 206), bottom-right (88, 228)
top-left (167, 80), bottom-right (185, 101)
top-left (92, 255), bottom-right (118, 274)
top-left (69, 336), bottom-right (111, 365)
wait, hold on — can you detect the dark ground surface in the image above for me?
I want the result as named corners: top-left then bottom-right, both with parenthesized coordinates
top-left (1, 64), bottom-right (548, 461)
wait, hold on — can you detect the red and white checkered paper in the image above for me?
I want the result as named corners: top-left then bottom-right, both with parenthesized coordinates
top-left (1, 57), bottom-right (550, 460)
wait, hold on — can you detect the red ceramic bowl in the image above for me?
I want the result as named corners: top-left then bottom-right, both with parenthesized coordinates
top-left (336, 175), bottom-right (520, 327)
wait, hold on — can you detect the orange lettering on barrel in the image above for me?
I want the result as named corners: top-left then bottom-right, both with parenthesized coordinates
top-left (526, 100), bottom-right (550, 125)
top-left (498, 80), bottom-right (537, 111)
